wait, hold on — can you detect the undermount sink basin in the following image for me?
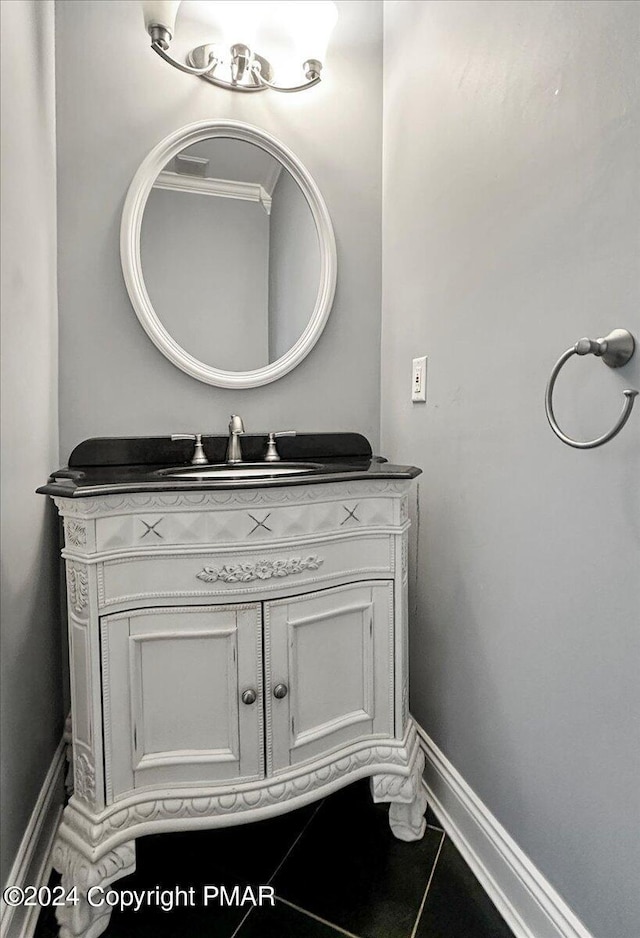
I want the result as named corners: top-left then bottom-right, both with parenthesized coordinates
top-left (159, 462), bottom-right (323, 480)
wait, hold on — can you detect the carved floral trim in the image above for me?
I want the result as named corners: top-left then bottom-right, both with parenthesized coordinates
top-left (74, 752), bottom-right (96, 804)
top-left (53, 840), bottom-right (135, 891)
top-left (65, 520), bottom-right (87, 548)
top-left (373, 770), bottom-right (410, 801)
top-left (196, 556), bottom-right (324, 584)
top-left (67, 564), bottom-right (88, 614)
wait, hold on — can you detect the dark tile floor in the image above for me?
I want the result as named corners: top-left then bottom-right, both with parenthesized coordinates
top-left (35, 780), bottom-right (513, 937)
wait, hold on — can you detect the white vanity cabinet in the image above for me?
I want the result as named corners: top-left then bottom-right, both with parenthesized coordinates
top-left (50, 479), bottom-right (425, 938)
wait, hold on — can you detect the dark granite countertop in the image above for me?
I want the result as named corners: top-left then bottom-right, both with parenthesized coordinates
top-left (37, 434), bottom-right (421, 499)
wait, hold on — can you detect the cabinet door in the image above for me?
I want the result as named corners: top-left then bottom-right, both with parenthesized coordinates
top-left (266, 582), bottom-right (393, 773)
top-left (102, 604), bottom-right (262, 800)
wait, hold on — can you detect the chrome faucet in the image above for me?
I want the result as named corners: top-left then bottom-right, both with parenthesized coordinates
top-left (226, 414), bottom-right (245, 464)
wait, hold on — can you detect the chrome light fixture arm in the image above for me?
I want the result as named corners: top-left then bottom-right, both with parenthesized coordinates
top-left (150, 39), bottom-right (217, 76)
top-left (186, 48), bottom-right (322, 93)
top-left (251, 60), bottom-right (323, 94)
top-left (545, 329), bottom-right (638, 449)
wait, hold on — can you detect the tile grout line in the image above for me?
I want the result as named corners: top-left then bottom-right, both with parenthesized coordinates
top-left (267, 798), bottom-right (326, 886)
top-left (229, 904), bottom-right (256, 938)
top-left (278, 896), bottom-right (364, 938)
top-left (231, 799), bottom-right (327, 938)
top-left (409, 830), bottom-right (447, 938)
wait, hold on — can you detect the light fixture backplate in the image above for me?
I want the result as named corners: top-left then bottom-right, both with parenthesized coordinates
top-left (189, 44), bottom-right (274, 86)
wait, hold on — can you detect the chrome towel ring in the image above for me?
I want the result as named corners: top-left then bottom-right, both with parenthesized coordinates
top-left (545, 329), bottom-right (638, 449)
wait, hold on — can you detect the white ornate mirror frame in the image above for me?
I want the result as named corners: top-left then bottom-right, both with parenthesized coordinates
top-left (121, 119), bottom-right (337, 388)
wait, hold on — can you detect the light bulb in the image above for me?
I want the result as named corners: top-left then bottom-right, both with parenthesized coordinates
top-left (142, 0), bottom-right (182, 39)
top-left (206, 1), bottom-right (264, 51)
top-left (251, 1), bottom-right (337, 85)
top-left (287, 1), bottom-right (338, 67)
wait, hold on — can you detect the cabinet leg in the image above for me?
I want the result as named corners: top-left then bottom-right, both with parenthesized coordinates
top-left (388, 788), bottom-right (428, 842)
top-left (370, 749), bottom-right (427, 842)
top-left (52, 838), bottom-right (136, 938)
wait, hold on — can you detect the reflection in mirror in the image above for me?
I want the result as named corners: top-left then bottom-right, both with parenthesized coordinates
top-left (140, 138), bottom-right (320, 373)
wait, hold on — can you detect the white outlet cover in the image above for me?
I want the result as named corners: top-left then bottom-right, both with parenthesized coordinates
top-left (412, 356), bottom-right (427, 402)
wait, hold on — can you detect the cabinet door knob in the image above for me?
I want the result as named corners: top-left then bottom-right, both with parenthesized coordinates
top-left (241, 689), bottom-right (257, 705)
top-left (273, 683), bottom-right (288, 699)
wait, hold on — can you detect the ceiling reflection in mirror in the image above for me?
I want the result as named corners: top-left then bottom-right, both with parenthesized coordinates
top-left (140, 138), bottom-right (320, 373)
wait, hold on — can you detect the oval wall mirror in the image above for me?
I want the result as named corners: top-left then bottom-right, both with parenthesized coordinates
top-left (121, 120), bottom-right (337, 388)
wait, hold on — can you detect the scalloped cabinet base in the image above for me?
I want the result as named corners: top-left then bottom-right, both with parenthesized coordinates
top-left (50, 480), bottom-right (421, 938)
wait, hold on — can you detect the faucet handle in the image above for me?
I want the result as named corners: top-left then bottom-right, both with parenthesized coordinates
top-left (170, 433), bottom-right (208, 466)
top-left (265, 430), bottom-right (296, 462)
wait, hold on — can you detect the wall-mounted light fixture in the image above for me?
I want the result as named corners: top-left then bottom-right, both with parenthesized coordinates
top-left (141, 1), bottom-right (338, 93)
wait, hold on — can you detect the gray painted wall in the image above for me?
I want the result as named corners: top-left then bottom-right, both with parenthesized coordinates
top-left (381, 2), bottom-right (640, 936)
top-left (55, 0), bottom-right (382, 459)
top-left (0, 0), bottom-right (62, 888)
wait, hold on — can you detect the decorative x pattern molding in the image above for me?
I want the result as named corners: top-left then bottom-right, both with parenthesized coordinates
top-left (247, 512), bottom-right (272, 535)
top-left (140, 518), bottom-right (163, 539)
top-left (341, 503), bottom-right (360, 525)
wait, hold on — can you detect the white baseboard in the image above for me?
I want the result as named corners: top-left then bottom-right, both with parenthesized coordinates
top-left (0, 739), bottom-right (66, 938)
top-left (415, 722), bottom-right (594, 938)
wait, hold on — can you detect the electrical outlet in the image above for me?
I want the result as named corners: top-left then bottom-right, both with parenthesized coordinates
top-left (412, 356), bottom-right (427, 402)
